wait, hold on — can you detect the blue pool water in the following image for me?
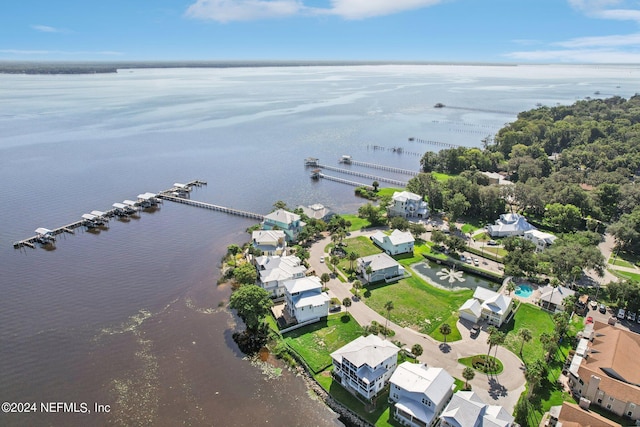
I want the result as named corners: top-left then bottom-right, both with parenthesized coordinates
top-left (515, 284), bottom-right (533, 298)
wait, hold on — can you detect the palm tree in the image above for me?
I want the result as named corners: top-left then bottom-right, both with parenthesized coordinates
top-left (506, 280), bottom-right (516, 295)
top-left (372, 180), bottom-right (379, 191)
top-left (384, 300), bottom-right (394, 339)
top-left (493, 331), bottom-right (506, 360)
top-left (462, 367), bottom-right (475, 390)
top-left (365, 266), bottom-right (373, 283)
top-left (342, 297), bottom-right (352, 315)
top-left (486, 326), bottom-right (498, 358)
top-left (439, 323), bottom-right (452, 343)
top-left (347, 251), bottom-right (359, 272)
top-left (518, 328), bottom-right (532, 356)
top-left (352, 279), bottom-right (362, 299)
top-left (320, 273), bottom-right (330, 290)
top-left (330, 255), bottom-right (340, 275)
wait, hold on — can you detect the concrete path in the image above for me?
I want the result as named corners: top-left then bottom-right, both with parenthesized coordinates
top-left (307, 230), bottom-right (526, 414)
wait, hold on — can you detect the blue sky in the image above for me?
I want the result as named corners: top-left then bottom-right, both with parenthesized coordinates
top-left (2, 0), bottom-right (640, 63)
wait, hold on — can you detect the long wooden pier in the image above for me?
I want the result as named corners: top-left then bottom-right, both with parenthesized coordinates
top-left (409, 137), bottom-right (462, 149)
top-left (312, 172), bottom-right (373, 189)
top-left (339, 157), bottom-right (419, 176)
top-left (156, 194), bottom-right (264, 220)
top-left (306, 162), bottom-right (407, 187)
top-left (13, 179), bottom-right (209, 250)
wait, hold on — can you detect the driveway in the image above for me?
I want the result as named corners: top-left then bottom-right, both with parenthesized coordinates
top-left (307, 230), bottom-right (526, 414)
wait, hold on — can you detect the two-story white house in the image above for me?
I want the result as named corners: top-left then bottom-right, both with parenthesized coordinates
top-left (389, 362), bottom-right (455, 427)
top-left (357, 253), bottom-right (405, 284)
top-left (371, 229), bottom-right (415, 256)
top-left (440, 391), bottom-right (514, 427)
top-left (283, 276), bottom-right (330, 324)
top-left (262, 209), bottom-right (306, 242)
top-left (255, 255), bottom-right (306, 298)
top-left (523, 229), bottom-right (557, 252)
top-left (251, 230), bottom-right (287, 256)
top-left (331, 334), bottom-right (400, 400)
top-left (487, 213), bottom-right (536, 237)
top-left (388, 191), bottom-right (429, 219)
top-left (459, 287), bottom-right (513, 327)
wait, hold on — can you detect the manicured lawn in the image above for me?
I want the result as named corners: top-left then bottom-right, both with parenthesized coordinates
top-left (482, 246), bottom-right (507, 257)
top-left (343, 235), bottom-right (383, 257)
top-left (283, 314), bottom-right (364, 373)
top-left (363, 273), bottom-right (472, 341)
top-left (501, 303), bottom-right (557, 365)
top-left (609, 255), bottom-right (635, 268)
top-left (340, 214), bottom-right (372, 231)
top-left (461, 223), bottom-right (479, 234)
top-left (377, 187), bottom-right (403, 199)
top-left (609, 268), bottom-right (640, 282)
top-left (432, 172), bottom-right (457, 182)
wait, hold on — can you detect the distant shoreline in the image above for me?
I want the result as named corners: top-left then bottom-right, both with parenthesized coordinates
top-left (0, 60), bottom-right (521, 75)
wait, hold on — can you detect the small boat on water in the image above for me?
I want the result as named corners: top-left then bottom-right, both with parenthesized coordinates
top-left (434, 103), bottom-right (445, 108)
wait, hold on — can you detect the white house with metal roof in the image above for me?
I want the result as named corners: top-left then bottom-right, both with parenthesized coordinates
top-left (331, 334), bottom-right (400, 400)
top-left (283, 276), bottom-right (330, 324)
top-left (439, 391), bottom-right (514, 427)
top-left (459, 287), bottom-right (513, 327)
top-left (371, 229), bottom-right (415, 255)
top-left (523, 229), bottom-right (557, 252)
top-left (251, 230), bottom-right (287, 256)
top-left (262, 209), bottom-right (306, 242)
top-left (357, 253), bottom-right (405, 284)
top-left (487, 213), bottom-right (536, 237)
top-left (255, 255), bottom-right (306, 298)
top-left (388, 191), bottom-right (429, 219)
top-left (389, 362), bottom-right (455, 427)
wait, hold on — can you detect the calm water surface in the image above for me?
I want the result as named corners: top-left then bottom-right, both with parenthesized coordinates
top-left (1, 64), bottom-right (638, 426)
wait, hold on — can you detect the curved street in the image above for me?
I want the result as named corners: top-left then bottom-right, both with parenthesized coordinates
top-left (306, 229), bottom-right (526, 414)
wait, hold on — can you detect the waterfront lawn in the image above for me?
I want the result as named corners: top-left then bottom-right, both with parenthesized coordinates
top-left (376, 187), bottom-right (403, 199)
top-left (363, 274), bottom-right (471, 341)
top-left (283, 314), bottom-right (364, 374)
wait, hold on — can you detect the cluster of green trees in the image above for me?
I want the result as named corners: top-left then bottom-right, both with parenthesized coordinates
top-left (417, 97), bottom-right (640, 255)
top-left (501, 231), bottom-right (604, 284)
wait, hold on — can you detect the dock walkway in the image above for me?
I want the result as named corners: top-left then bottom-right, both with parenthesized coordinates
top-left (314, 163), bottom-right (407, 187)
top-left (339, 158), bottom-right (419, 177)
top-left (13, 179), bottom-right (265, 250)
top-left (156, 194), bottom-right (264, 220)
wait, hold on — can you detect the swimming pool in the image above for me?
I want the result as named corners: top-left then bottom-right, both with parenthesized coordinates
top-left (515, 284), bottom-right (533, 298)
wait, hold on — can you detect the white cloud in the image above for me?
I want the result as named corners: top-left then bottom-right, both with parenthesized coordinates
top-left (568, 0), bottom-right (640, 22)
top-left (0, 49), bottom-right (123, 56)
top-left (555, 32), bottom-right (640, 48)
top-left (185, 0), bottom-right (446, 22)
top-left (31, 24), bottom-right (68, 33)
top-left (185, 0), bottom-right (303, 22)
top-left (323, 0), bottom-right (445, 20)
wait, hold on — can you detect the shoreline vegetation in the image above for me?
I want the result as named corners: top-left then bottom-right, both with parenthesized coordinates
top-left (0, 60), bottom-right (519, 75)
top-left (223, 94), bottom-right (640, 426)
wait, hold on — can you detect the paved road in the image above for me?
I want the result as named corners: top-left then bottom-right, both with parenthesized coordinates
top-left (307, 229), bottom-right (526, 414)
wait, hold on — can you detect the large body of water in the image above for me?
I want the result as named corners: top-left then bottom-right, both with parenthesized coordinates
top-left (1, 64), bottom-right (638, 426)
